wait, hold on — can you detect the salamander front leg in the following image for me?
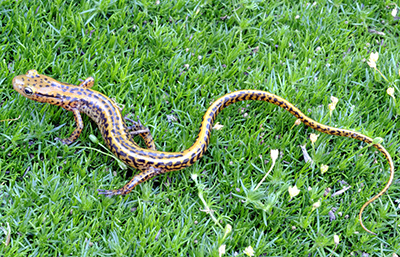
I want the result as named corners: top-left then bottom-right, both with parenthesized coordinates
top-left (59, 109), bottom-right (84, 145)
top-left (97, 166), bottom-right (163, 196)
top-left (125, 116), bottom-right (157, 150)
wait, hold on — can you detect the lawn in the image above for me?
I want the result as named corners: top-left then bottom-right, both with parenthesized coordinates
top-left (1, 0), bottom-right (399, 256)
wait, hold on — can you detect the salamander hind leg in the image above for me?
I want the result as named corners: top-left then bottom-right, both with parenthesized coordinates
top-left (97, 167), bottom-right (162, 197)
top-left (78, 77), bottom-right (95, 88)
top-left (125, 116), bottom-right (157, 150)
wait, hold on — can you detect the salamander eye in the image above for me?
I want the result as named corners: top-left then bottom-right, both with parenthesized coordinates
top-left (24, 87), bottom-right (33, 96)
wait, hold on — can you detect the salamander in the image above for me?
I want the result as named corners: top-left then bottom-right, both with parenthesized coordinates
top-left (12, 69), bottom-right (394, 235)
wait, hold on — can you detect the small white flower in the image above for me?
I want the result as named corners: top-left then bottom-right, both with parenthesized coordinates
top-left (391, 8), bottom-right (398, 17)
top-left (328, 96), bottom-right (338, 116)
top-left (320, 165), bottom-right (329, 174)
top-left (367, 52), bottom-right (379, 68)
top-left (370, 52), bottom-right (379, 62)
top-left (213, 122), bottom-right (224, 130)
top-left (310, 133), bottom-right (319, 144)
top-left (219, 245), bottom-right (226, 256)
top-left (243, 246), bottom-right (254, 256)
top-left (312, 200), bottom-right (321, 210)
top-left (225, 224), bottom-right (232, 235)
top-left (270, 149), bottom-right (279, 161)
top-left (328, 103), bottom-right (335, 112)
top-left (191, 174), bottom-right (198, 181)
top-left (288, 185), bottom-right (300, 199)
top-left (334, 234), bottom-right (340, 245)
top-left (387, 87), bottom-right (395, 100)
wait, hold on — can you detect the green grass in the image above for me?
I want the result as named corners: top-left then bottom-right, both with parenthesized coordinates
top-left (1, 0), bottom-right (399, 256)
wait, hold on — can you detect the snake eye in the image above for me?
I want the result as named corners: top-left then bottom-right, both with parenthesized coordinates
top-left (24, 87), bottom-right (33, 96)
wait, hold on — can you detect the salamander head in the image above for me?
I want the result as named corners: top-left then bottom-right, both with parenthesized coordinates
top-left (12, 70), bottom-right (71, 105)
